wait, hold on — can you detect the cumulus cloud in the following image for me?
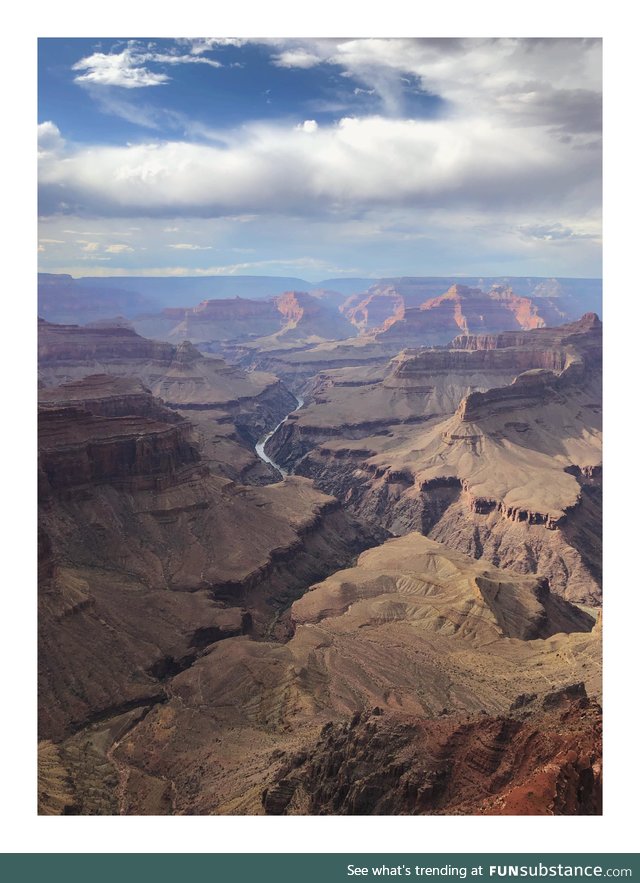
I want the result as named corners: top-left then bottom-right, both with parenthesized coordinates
top-left (272, 49), bottom-right (323, 69)
top-left (38, 121), bottom-right (64, 156)
top-left (39, 113), bottom-right (600, 219)
top-left (72, 40), bottom-right (221, 89)
top-left (38, 238), bottom-right (64, 253)
top-left (38, 37), bottom-right (601, 279)
top-left (259, 37), bottom-right (601, 131)
top-left (73, 47), bottom-right (170, 88)
top-left (42, 38), bottom-right (600, 221)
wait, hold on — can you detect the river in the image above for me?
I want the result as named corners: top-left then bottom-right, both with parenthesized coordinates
top-left (255, 395), bottom-right (304, 479)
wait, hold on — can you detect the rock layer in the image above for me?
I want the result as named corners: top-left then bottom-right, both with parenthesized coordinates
top-left (263, 695), bottom-right (602, 815)
top-left (38, 319), bottom-right (299, 484)
top-left (267, 316), bottom-right (602, 602)
top-left (38, 383), bottom-right (384, 744)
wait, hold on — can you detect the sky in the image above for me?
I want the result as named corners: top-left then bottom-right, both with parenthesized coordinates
top-left (37, 37), bottom-right (602, 281)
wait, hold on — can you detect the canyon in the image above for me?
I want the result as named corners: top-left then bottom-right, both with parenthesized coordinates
top-left (266, 314), bottom-right (602, 604)
top-left (37, 278), bottom-right (602, 816)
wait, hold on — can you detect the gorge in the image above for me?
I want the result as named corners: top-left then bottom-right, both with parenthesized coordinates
top-left (255, 396), bottom-right (305, 479)
top-left (37, 280), bottom-right (602, 817)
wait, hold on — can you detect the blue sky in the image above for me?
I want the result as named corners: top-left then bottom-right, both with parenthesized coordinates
top-left (38, 38), bottom-right (602, 280)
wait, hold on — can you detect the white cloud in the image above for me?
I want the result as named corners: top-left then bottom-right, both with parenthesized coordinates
top-left (72, 41), bottom-right (221, 90)
top-left (272, 49), bottom-right (322, 69)
top-left (43, 257), bottom-right (345, 278)
top-left (73, 47), bottom-right (170, 88)
top-left (184, 38), bottom-right (246, 55)
top-left (516, 223), bottom-right (600, 242)
top-left (39, 114), bottom-right (600, 220)
top-left (38, 204), bottom-right (602, 282)
top-left (38, 121), bottom-right (64, 156)
top-left (262, 37), bottom-right (601, 128)
top-left (76, 240), bottom-right (100, 252)
top-left (168, 243), bottom-right (213, 250)
top-left (105, 243), bottom-right (134, 253)
top-left (38, 38), bottom-right (601, 280)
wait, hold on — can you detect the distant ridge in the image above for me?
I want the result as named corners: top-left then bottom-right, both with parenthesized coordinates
top-left (38, 272), bottom-right (602, 326)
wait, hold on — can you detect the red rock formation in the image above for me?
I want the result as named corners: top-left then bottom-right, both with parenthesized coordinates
top-left (273, 291), bottom-right (355, 340)
top-left (342, 287), bottom-right (406, 332)
top-left (340, 276), bottom-right (596, 335)
top-left (376, 284), bottom-right (548, 345)
top-left (262, 691), bottom-right (601, 815)
top-left (133, 292), bottom-right (355, 345)
top-left (276, 291), bottom-right (322, 323)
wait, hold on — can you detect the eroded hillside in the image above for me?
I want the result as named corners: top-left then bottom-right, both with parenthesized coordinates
top-left (38, 310), bottom-right (602, 815)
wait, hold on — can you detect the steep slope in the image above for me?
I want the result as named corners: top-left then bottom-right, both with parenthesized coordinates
top-left (36, 301), bottom-right (603, 817)
top-left (38, 319), bottom-right (298, 483)
top-left (267, 316), bottom-right (602, 602)
top-left (133, 297), bottom-right (283, 344)
top-left (132, 291), bottom-right (355, 347)
top-left (342, 276), bottom-right (601, 334)
top-left (374, 284), bottom-right (549, 345)
top-left (273, 291), bottom-right (355, 342)
top-left (225, 336), bottom-right (395, 395)
top-left (342, 286), bottom-right (406, 333)
top-left (233, 286), bottom-right (583, 393)
top-left (38, 385), bottom-right (384, 749)
top-left (263, 694), bottom-right (602, 815)
top-left (49, 533), bottom-right (598, 815)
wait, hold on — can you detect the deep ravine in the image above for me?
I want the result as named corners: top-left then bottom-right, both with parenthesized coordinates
top-left (255, 394), bottom-right (304, 478)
